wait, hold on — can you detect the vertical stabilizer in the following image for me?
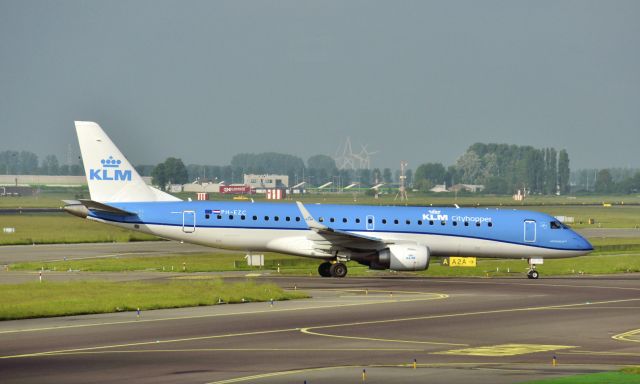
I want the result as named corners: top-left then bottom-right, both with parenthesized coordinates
top-left (75, 121), bottom-right (180, 203)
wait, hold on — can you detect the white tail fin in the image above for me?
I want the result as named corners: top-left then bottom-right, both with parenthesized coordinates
top-left (75, 121), bottom-right (180, 203)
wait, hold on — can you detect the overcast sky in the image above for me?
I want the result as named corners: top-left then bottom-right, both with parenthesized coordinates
top-left (1, 1), bottom-right (639, 170)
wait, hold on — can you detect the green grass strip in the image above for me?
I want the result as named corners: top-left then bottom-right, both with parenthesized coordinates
top-left (0, 279), bottom-right (308, 320)
top-left (9, 252), bottom-right (640, 277)
top-left (522, 370), bottom-right (640, 384)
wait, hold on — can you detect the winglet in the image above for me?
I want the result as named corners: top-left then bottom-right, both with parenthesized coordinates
top-left (296, 201), bottom-right (329, 231)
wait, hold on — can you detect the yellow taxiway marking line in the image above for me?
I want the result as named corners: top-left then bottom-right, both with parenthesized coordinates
top-left (435, 344), bottom-right (575, 357)
top-left (297, 298), bottom-right (640, 347)
top-left (563, 350), bottom-right (640, 357)
top-left (300, 297), bottom-right (640, 333)
top-left (0, 290), bottom-right (447, 335)
top-left (300, 327), bottom-right (467, 346)
top-left (612, 328), bottom-right (640, 343)
top-left (4, 296), bottom-right (636, 360)
top-left (204, 362), bottom-right (603, 384)
top-left (40, 347), bottom-right (425, 356)
top-left (425, 278), bottom-right (640, 292)
top-left (0, 329), bottom-right (296, 359)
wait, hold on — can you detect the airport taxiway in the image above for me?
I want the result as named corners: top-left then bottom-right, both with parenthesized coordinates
top-left (1, 274), bottom-right (639, 383)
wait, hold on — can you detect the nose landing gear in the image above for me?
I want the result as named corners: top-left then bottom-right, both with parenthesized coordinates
top-left (527, 269), bottom-right (539, 279)
top-left (527, 258), bottom-right (543, 279)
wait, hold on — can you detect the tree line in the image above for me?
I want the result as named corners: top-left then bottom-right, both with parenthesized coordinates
top-left (413, 144), bottom-right (571, 195)
top-left (0, 150), bottom-right (83, 176)
top-left (7, 146), bottom-right (640, 195)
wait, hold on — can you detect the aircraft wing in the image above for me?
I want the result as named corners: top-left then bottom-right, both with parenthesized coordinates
top-left (296, 202), bottom-right (390, 252)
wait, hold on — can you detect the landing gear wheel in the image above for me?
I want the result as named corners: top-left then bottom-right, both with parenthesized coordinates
top-left (318, 262), bottom-right (332, 277)
top-left (329, 262), bottom-right (348, 278)
top-left (527, 270), bottom-right (539, 279)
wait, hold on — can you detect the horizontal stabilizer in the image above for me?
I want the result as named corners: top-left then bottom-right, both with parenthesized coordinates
top-left (64, 199), bottom-right (137, 217)
top-left (78, 199), bottom-right (137, 216)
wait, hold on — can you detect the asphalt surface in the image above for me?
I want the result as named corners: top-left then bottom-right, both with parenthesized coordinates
top-left (0, 241), bottom-right (223, 265)
top-left (1, 274), bottom-right (639, 383)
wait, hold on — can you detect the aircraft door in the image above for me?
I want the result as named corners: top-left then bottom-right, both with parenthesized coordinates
top-left (183, 210), bottom-right (196, 233)
top-left (366, 215), bottom-right (375, 231)
top-left (524, 220), bottom-right (536, 242)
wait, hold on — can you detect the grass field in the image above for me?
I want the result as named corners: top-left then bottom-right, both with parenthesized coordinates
top-left (0, 279), bottom-right (308, 320)
top-left (10, 249), bottom-right (640, 278)
top-left (0, 191), bottom-right (88, 208)
top-left (0, 213), bottom-right (157, 245)
top-left (522, 369), bottom-right (640, 384)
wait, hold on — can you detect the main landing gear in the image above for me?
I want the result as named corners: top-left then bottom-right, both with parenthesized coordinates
top-left (527, 269), bottom-right (539, 279)
top-left (318, 261), bottom-right (348, 278)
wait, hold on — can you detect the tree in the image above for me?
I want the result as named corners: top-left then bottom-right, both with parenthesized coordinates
top-left (456, 151), bottom-right (482, 184)
top-left (558, 150), bottom-right (570, 194)
top-left (163, 157), bottom-right (189, 184)
top-left (594, 169), bottom-right (613, 194)
top-left (413, 163), bottom-right (447, 185)
top-left (41, 155), bottom-right (60, 175)
top-left (307, 155), bottom-right (337, 174)
top-left (544, 148), bottom-right (558, 194)
top-left (382, 168), bottom-right (392, 184)
top-left (152, 157), bottom-right (188, 189)
top-left (151, 163), bottom-right (167, 189)
top-left (484, 176), bottom-right (509, 194)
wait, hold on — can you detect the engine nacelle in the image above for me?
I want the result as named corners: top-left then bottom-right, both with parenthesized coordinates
top-left (370, 243), bottom-right (430, 271)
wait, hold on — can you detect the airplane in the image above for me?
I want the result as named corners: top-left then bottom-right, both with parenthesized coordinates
top-left (64, 121), bottom-right (594, 279)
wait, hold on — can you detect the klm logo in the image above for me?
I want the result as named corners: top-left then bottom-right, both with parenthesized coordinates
top-left (422, 209), bottom-right (448, 222)
top-left (89, 156), bottom-right (132, 181)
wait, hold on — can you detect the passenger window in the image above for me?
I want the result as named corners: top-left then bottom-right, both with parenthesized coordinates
top-left (229, 215), bottom-right (233, 220)
top-left (406, 220), bottom-right (411, 225)
top-left (382, 219), bottom-right (387, 224)
top-left (295, 217), bottom-right (301, 222)
top-left (488, 222), bottom-right (493, 227)
top-left (217, 215), bottom-right (222, 219)
top-left (285, 216), bottom-right (290, 221)
top-left (429, 220), bottom-right (434, 225)
top-left (274, 216), bottom-right (279, 221)
top-left (205, 214), bottom-right (210, 219)
top-left (330, 218), bottom-right (335, 223)
top-left (394, 219), bottom-right (399, 224)
top-left (342, 218), bottom-right (348, 223)
top-left (264, 216), bottom-right (269, 221)
top-left (319, 217), bottom-right (324, 222)
top-left (453, 221), bottom-right (457, 226)
top-left (241, 215), bottom-right (245, 220)
top-left (417, 220), bottom-right (422, 225)
top-left (252, 215), bottom-right (257, 220)
top-left (464, 221), bottom-right (469, 226)
top-left (441, 221), bottom-right (446, 226)
top-left (368, 218), bottom-right (373, 224)
top-left (475, 221), bottom-right (481, 227)
top-left (355, 218), bottom-right (361, 224)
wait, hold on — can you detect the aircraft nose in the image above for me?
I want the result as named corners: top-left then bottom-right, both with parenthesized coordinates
top-left (574, 235), bottom-right (594, 252)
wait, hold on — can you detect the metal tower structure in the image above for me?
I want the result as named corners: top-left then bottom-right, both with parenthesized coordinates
top-left (394, 160), bottom-right (408, 202)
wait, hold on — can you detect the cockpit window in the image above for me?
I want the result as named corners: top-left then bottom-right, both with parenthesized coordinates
top-left (550, 221), bottom-right (562, 229)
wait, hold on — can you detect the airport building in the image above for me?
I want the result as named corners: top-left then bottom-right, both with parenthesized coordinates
top-left (243, 174), bottom-right (289, 189)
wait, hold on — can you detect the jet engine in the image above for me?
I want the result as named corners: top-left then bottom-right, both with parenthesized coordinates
top-left (369, 243), bottom-right (430, 271)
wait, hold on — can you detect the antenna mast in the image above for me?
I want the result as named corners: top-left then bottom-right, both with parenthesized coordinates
top-left (394, 160), bottom-right (408, 202)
